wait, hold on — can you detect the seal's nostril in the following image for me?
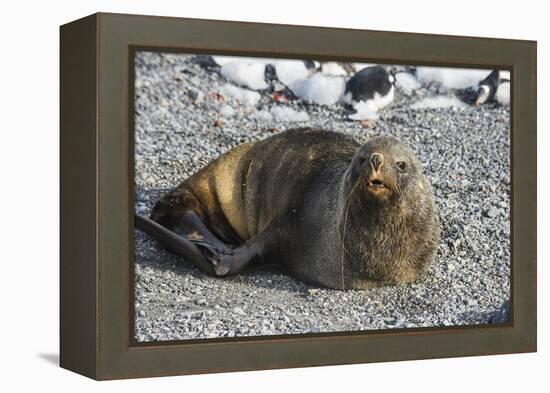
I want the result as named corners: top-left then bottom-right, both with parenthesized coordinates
top-left (370, 153), bottom-right (384, 171)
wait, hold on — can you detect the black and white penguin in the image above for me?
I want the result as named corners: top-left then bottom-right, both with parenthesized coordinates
top-left (475, 70), bottom-right (499, 105)
top-left (342, 65), bottom-right (395, 109)
top-left (303, 60), bottom-right (320, 72)
top-left (341, 66), bottom-right (395, 124)
top-left (265, 60), bottom-right (319, 95)
top-left (475, 70), bottom-right (510, 106)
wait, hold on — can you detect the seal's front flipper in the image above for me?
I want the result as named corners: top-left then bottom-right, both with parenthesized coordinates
top-left (135, 214), bottom-right (216, 276)
top-left (212, 253), bottom-right (233, 276)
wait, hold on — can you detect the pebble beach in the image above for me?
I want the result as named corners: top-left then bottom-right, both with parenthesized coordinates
top-left (133, 51), bottom-right (510, 342)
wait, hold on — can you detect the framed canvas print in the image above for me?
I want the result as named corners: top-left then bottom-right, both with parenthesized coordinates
top-left (60, 12), bottom-right (537, 380)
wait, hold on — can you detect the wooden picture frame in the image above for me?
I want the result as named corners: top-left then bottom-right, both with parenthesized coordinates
top-left (60, 12), bottom-right (537, 380)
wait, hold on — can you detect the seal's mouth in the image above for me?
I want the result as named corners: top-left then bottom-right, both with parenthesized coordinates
top-left (365, 176), bottom-right (393, 199)
top-left (367, 178), bottom-right (390, 192)
top-left (368, 179), bottom-right (386, 189)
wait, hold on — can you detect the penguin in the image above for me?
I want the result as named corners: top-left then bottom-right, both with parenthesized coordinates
top-left (475, 70), bottom-right (511, 106)
top-left (475, 70), bottom-right (500, 105)
top-left (265, 60), bottom-right (318, 96)
top-left (303, 60), bottom-right (320, 72)
top-left (342, 65), bottom-right (396, 125)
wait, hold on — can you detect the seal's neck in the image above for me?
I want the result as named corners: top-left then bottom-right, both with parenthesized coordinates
top-left (336, 171), bottom-right (416, 288)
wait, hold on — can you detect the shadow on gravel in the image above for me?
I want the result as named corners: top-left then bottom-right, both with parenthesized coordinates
top-left (457, 304), bottom-right (510, 325)
top-left (454, 87), bottom-right (477, 105)
top-left (137, 251), bottom-right (311, 294)
top-left (134, 185), bottom-right (169, 210)
top-left (228, 265), bottom-right (313, 293)
top-left (136, 255), bottom-right (212, 281)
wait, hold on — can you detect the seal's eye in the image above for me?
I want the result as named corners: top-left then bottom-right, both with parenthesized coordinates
top-left (396, 161), bottom-right (407, 171)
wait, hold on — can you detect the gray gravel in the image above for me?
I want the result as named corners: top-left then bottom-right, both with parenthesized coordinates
top-left (133, 51), bottom-right (510, 342)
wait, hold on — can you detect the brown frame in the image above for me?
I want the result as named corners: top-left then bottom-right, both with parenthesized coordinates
top-left (60, 12), bottom-right (537, 380)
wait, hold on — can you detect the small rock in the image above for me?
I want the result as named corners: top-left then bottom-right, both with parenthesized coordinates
top-left (466, 299), bottom-right (478, 307)
top-left (485, 207), bottom-right (499, 218)
top-left (233, 307), bottom-right (246, 315)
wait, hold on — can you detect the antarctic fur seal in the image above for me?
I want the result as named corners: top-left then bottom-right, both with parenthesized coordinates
top-left (135, 128), bottom-right (440, 290)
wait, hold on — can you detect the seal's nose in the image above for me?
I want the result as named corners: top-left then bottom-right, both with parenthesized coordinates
top-left (370, 153), bottom-right (384, 172)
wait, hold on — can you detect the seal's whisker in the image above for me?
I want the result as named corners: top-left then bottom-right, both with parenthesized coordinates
top-left (336, 178), bottom-right (360, 289)
top-left (336, 179), bottom-right (359, 258)
top-left (394, 179), bottom-right (403, 195)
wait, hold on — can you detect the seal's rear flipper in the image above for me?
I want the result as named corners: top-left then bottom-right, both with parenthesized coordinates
top-left (134, 214), bottom-right (216, 276)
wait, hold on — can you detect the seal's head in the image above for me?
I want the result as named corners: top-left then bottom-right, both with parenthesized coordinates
top-left (348, 136), bottom-right (424, 206)
top-left (341, 135), bottom-right (440, 288)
